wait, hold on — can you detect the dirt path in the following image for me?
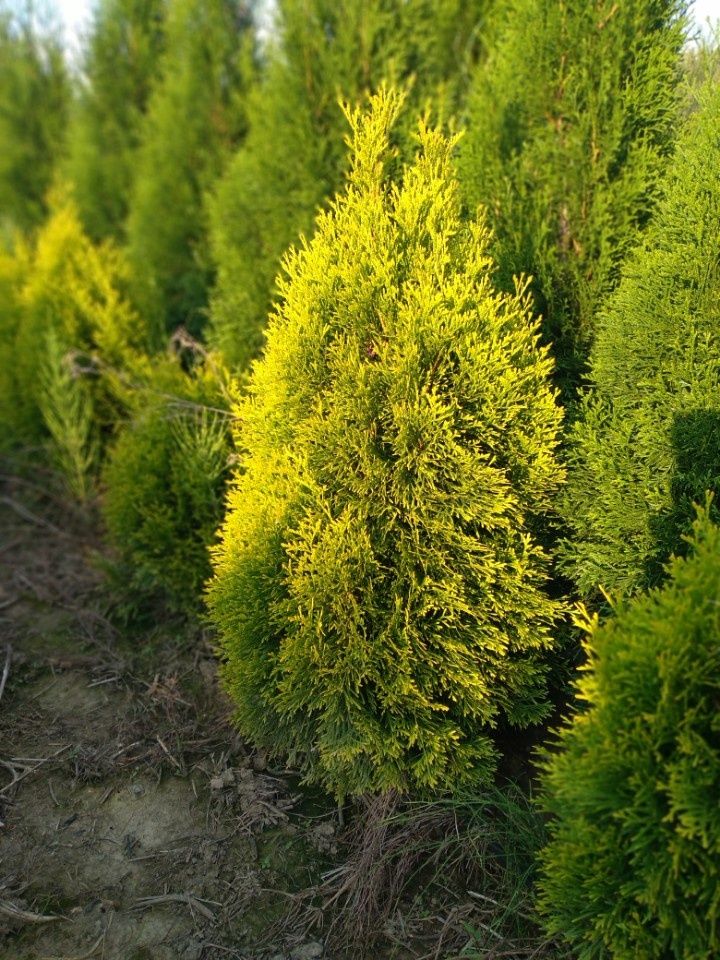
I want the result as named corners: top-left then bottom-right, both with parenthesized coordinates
top-left (0, 473), bottom-right (335, 960)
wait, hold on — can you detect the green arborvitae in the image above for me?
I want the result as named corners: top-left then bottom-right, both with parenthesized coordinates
top-left (39, 330), bottom-right (99, 502)
top-left (208, 0), bottom-right (489, 370)
top-left (0, 1), bottom-right (69, 232)
top-left (125, 0), bottom-right (253, 343)
top-left (101, 351), bottom-right (232, 613)
top-left (7, 191), bottom-right (146, 446)
top-left (539, 508), bottom-right (720, 959)
top-left (562, 79), bottom-right (720, 601)
top-left (207, 91), bottom-right (565, 799)
top-left (458, 0), bottom-right (687, 390)
top-left (682, 26), bottom-right (720, 113)
top-left (0, 240), bottom-right (28, 445)
top-left (64, 0), bottom-right (166, 242)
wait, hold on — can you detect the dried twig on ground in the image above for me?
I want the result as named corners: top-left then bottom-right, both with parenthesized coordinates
top-left (0, 899), bottom-right (64, 924)
top-left (270, 788), bottom-right (563, 960)
top-left (132, 892), bottom-right (220, 921)
top-left (0, 644), bottom-right (11, 703)
top-left (0, 745), bottom-right (71, 798)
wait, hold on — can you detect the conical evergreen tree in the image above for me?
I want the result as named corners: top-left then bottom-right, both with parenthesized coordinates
top-left (7, 190), bottom-right (145, 444)
top-left (539, 508), bottom-right (720, 959)
top-left (207, 91), bottom-right (565, 799)
top-left (208, 0), bottom-right (488, 370)
top-left (64, 0), bottom-right (166, 242)
top-left (458, 0), bottom-right (687, 390)
top-left (125, 0), bottom-right (253, 343)
top-left (562, 79), bottom-right (720, 601)
top-left (0, 1), bottom-right (69, 232)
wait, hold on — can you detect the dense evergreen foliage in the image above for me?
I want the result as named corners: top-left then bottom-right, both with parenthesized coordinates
top-left (64, 0), bottom-right (166, 241)
top-left (102, 352), bottom-right (232, 611)
top-left (458, 0), bottom-right (687, 389)
top-left (39, 329), bottom-right (99, 501)
top-left (539, 509), bottom-right (720, 959)
top-left (208, 0), bottom-right (488, 370)
top-left (0, 241), bottom-right (27, 442)
top-left (1, 6), bottom-right (718, 954)
top-left (125, 0), bottom-right (253, 343)
top-left (0, 1), bottom-right (69, 232)
top-left (562, 79), bottom-right (720, 601)
top-left (2, 192), bottom-right (145, 448)
top-left (208, 92), bottom-right (565, 798)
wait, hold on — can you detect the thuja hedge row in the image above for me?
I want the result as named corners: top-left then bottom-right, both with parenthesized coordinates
top-left (1, 3), bottom-right (719, 953)
top-left (539, 77), bottom-right (720, 959)
top-left (562, 79), bottom-right (720, 601)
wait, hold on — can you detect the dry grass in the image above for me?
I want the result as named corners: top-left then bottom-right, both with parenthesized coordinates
top-left (267, 785), bottom-right (568, 959)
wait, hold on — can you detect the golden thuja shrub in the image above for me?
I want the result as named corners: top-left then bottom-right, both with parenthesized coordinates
top-left (5, 189), bottom-right (148, 493)
top-left (208, 90), bottom-right (566, 800)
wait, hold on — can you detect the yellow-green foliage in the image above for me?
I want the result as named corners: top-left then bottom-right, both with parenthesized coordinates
top-left (458, 0), bottom-right (686, 390)
top-left (539, 509), bottom-right (720, 959)
top-left (101, 351), bottom-right (233, 612)
top-left (0, 239), bottom-right (27, 444)
top-left (208, 0), bottom-right (490, 371)
top-left (208, 91), bottom-right (565, 799)
top-left (7, 191), bottom-right (146, 445)
top-left (0, 2), bottom-right (69, 232)
top-left (39, 330), bottom-right (98, 502)
top-left (561, 80), bottom-right (720, 601)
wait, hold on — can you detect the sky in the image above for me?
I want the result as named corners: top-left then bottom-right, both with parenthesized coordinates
top-left (48, 0), bottom-right (273, 55)
top-left (56, 0), bottom-right (92, 39)
top-left (696, 0), bottom-right (720, 23)
top-left (37, 0), bottom-right (720, 56)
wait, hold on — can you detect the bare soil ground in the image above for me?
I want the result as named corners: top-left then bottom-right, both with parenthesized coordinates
top-left (0, 468), bottom-right (561, 960)
top-left (0, 472), bottom-right (335, 960)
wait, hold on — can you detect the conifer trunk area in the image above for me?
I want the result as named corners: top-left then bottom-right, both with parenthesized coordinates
top-left (1, 2), bottom-right (719, 958)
